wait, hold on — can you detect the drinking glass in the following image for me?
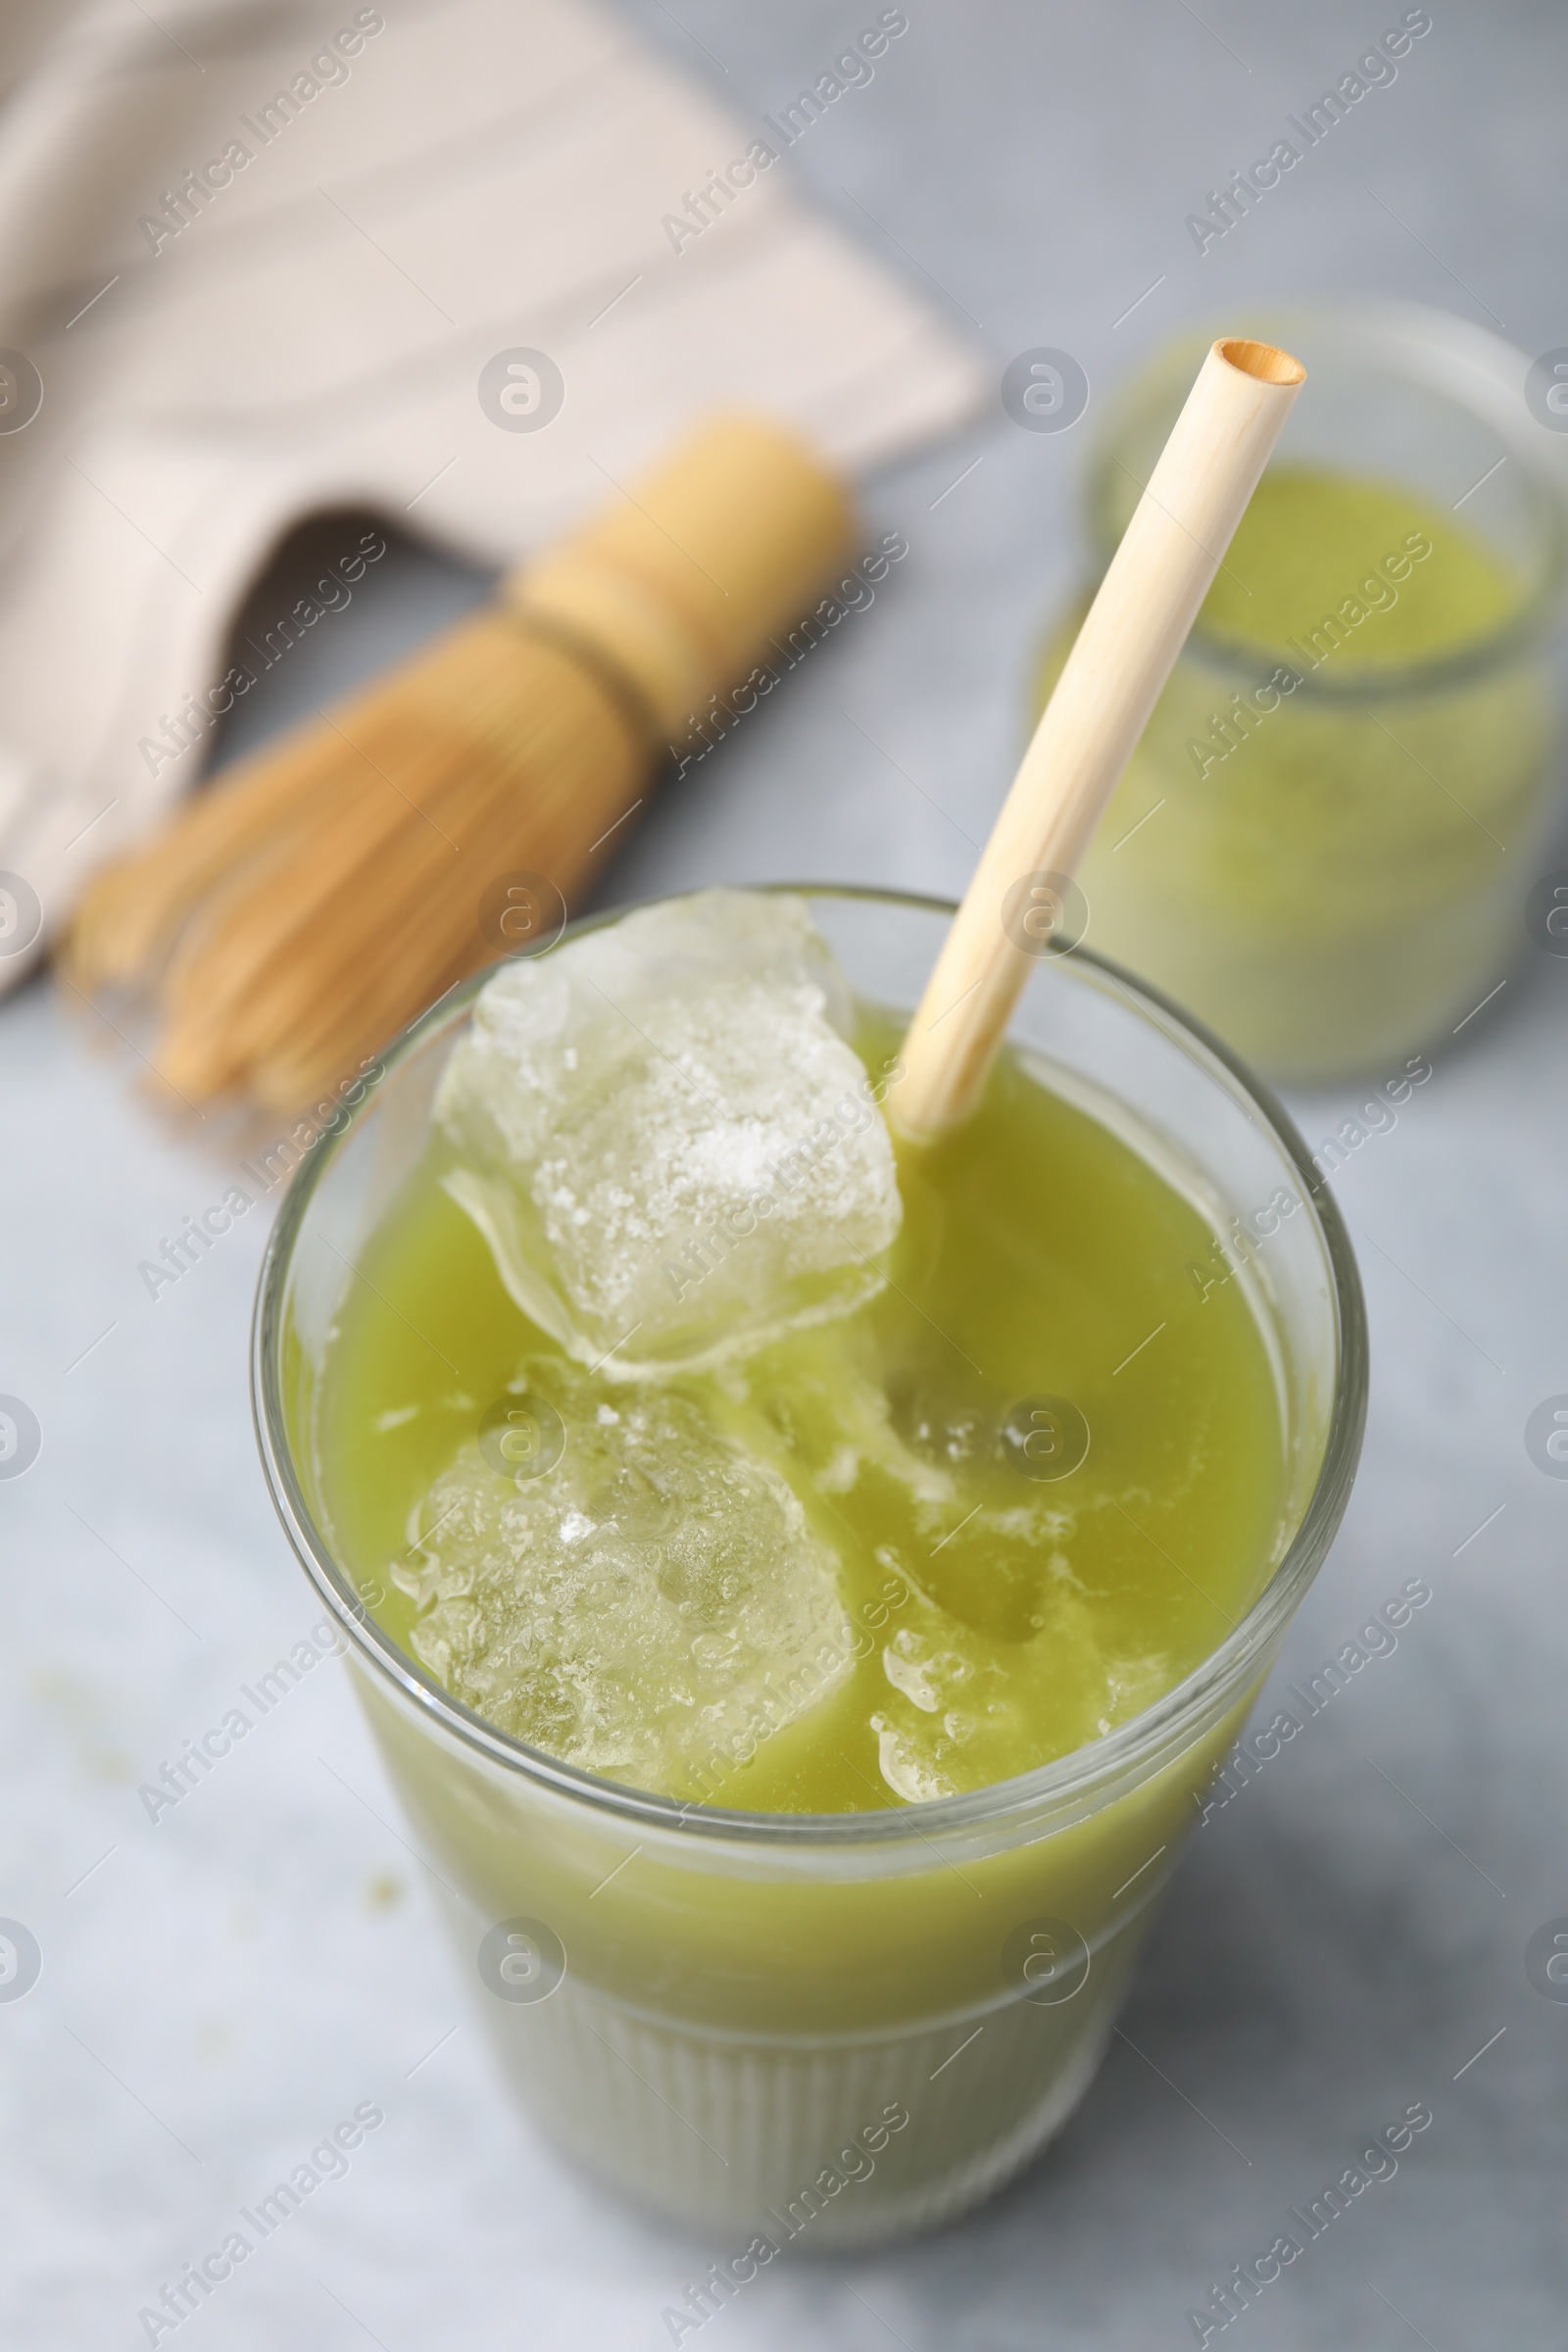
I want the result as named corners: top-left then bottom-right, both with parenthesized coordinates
top-left (253, 886), bottom-right (1366, 2243)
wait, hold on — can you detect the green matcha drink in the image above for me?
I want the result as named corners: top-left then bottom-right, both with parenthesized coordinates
top-left (1055, 313), bottom-right (1566, 1079)
top-left (315, 1018), bottom-right (1285, 1814)
top-left (260, 887), bottom-right (1363, 2240)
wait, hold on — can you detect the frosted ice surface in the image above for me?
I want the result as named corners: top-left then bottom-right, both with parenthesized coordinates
top-left (394, 1357), bottom-right (854, 1796)
top-left (435, 891), bottom-right (902, 1374)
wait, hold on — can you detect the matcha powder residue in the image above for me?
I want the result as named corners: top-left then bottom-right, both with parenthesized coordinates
top-left (1198, 466), bottom-right (1524, 671)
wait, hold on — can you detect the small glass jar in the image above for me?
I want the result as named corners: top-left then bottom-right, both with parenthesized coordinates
top-left (254, 888), bottom-right (1365, 2242)
top-left (1042, 304), bottom-right (1568, 1081)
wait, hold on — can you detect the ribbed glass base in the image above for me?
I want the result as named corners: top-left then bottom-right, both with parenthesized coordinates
top-left (440, 1882), bottom-right (1141, 2244)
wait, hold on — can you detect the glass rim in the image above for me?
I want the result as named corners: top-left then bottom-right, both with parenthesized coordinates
top-left (252, 882), bottom-right (1369, 1853)
top-left (1085, 299), bottom-right (1568, 702)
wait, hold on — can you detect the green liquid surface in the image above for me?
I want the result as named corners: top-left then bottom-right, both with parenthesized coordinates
top-left (314, 1032), bottom-right (1287, 1813)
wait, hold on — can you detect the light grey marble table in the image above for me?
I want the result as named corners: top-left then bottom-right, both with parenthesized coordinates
top-left (4, 3), bottom-right (1567, 2344)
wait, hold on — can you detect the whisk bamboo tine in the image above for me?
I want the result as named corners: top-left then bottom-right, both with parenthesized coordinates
top-left (160, 648), bottom-right (635, 1031)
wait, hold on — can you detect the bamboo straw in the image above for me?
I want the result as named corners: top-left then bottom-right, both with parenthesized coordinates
top-left (891, 337), bottom-right (1304, 1143)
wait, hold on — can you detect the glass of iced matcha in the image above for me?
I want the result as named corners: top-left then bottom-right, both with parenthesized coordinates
top-left (254, 885), bottom-right (1365, 2243)
top-left (1040, 303), bottom-right (1568, 1079)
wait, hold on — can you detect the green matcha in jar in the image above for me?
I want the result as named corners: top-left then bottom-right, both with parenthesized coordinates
top-left (1045, 311), bottom-right (1566, 1079)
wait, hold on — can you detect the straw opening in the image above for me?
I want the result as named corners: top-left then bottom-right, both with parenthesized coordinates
top-left (1213, 336), bottom-right (1305, 386)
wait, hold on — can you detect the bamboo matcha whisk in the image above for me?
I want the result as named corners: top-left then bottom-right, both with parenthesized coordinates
top-left (893, 336), bottom-right (1305, 1139)
top-left (67, 416), bottom-right (856, 1112)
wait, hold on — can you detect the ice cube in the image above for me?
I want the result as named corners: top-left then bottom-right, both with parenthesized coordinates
top-left (435, 891), bottom-right (902, 1375)
top-left (393, 1355), bottom-right (854, 1799)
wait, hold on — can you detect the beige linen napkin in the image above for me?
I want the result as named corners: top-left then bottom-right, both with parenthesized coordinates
top-left (0, 0), bottom-right (983, 982)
